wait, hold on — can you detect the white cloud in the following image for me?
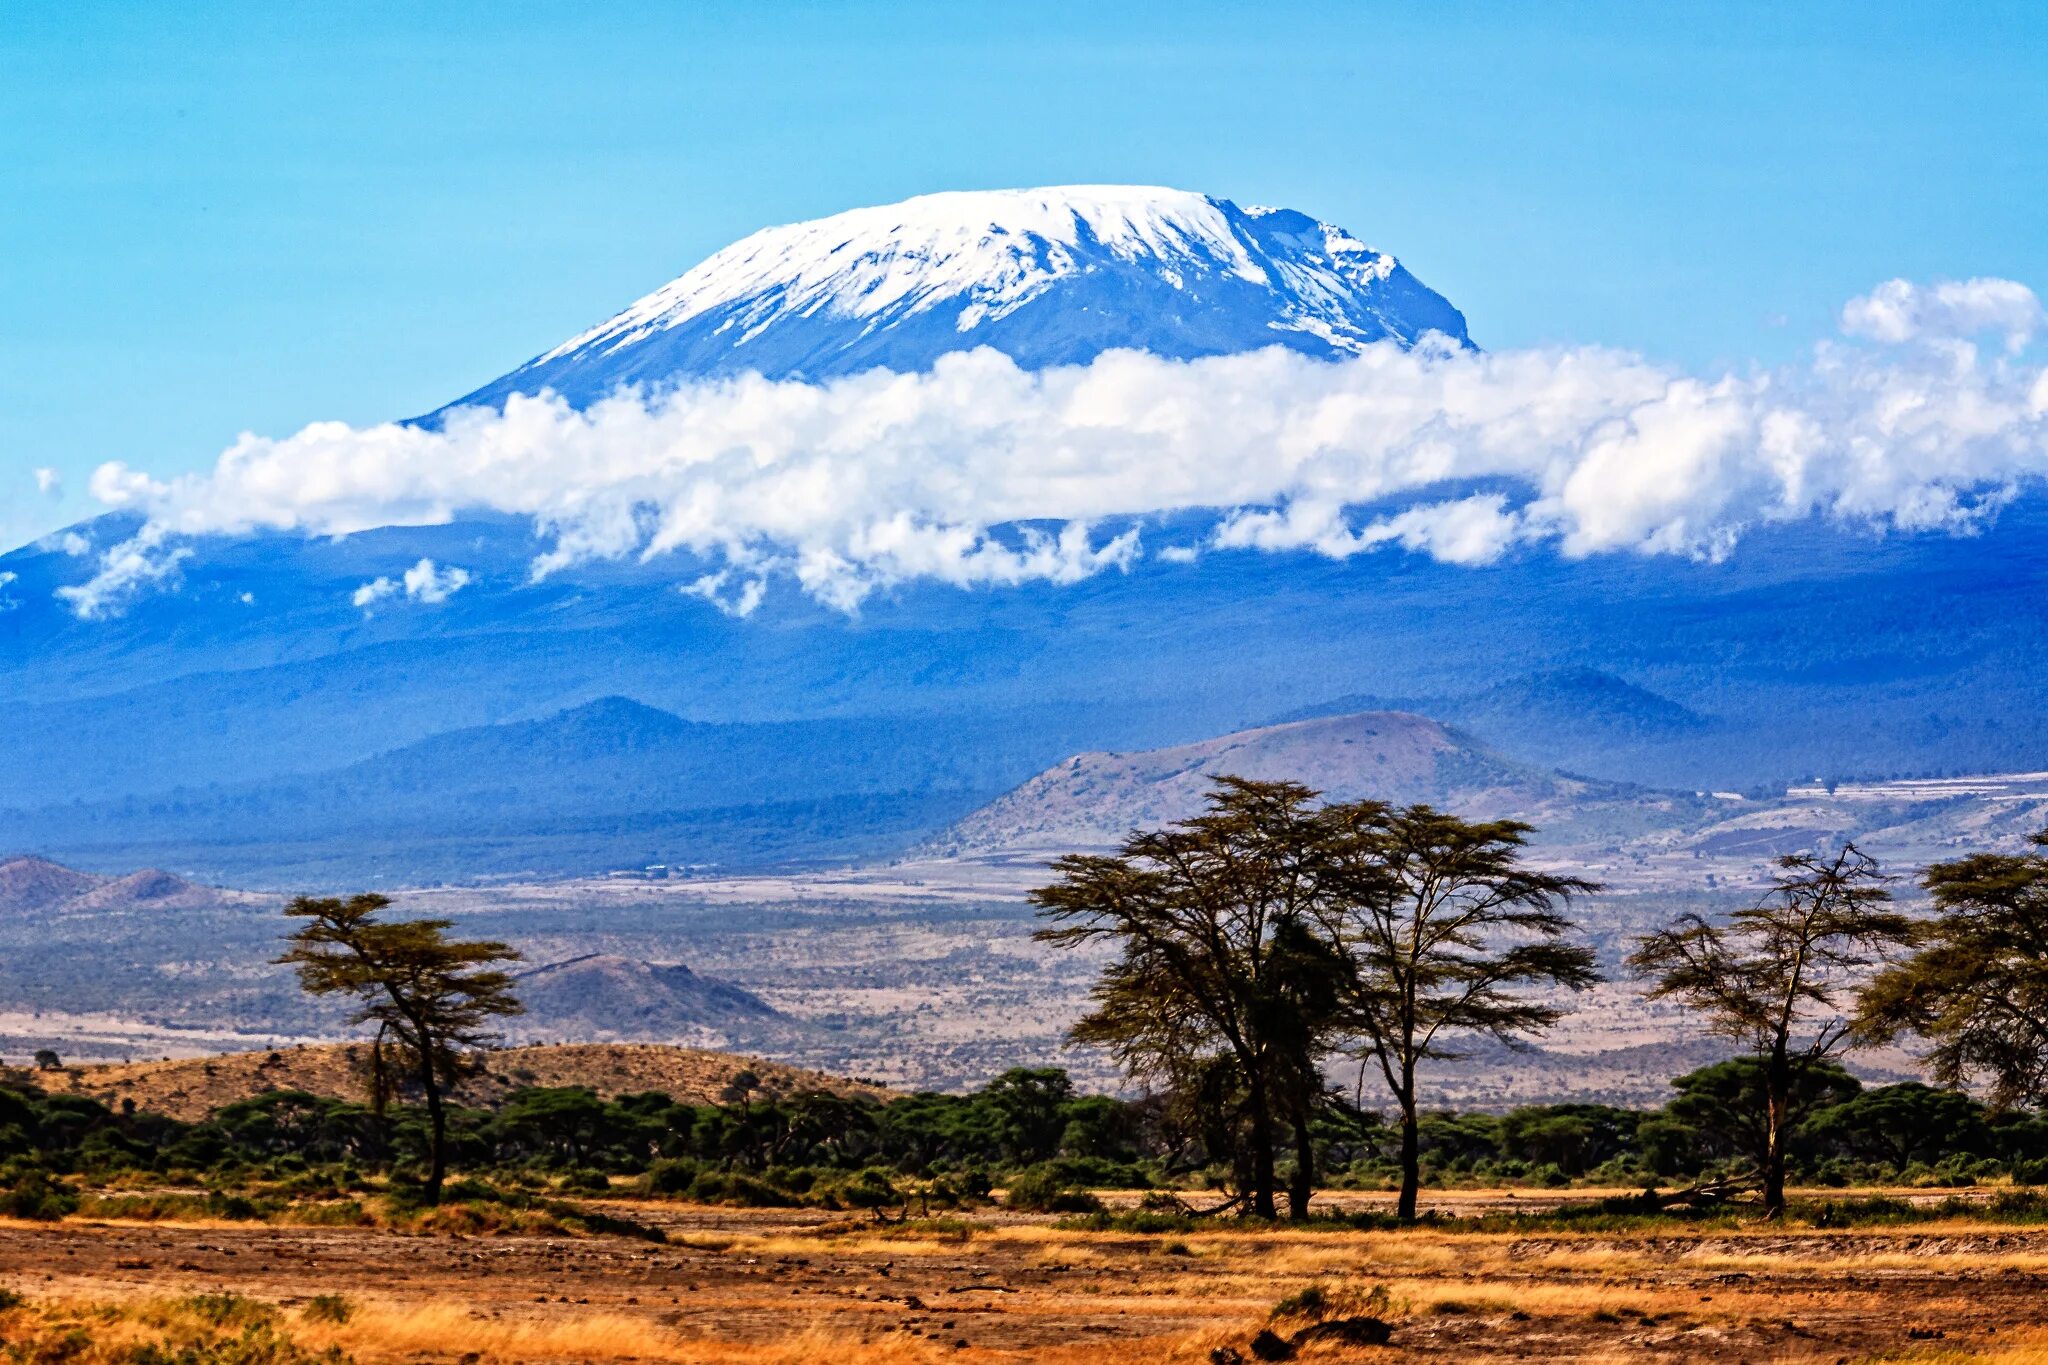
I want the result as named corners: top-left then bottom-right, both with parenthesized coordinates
top-left (55, 278), bottom-right (2048, 617)
top-left (1842, 277), bottom-right (2043, 351)
top-left (33, 468), bottom-right (61, 497)
top-left (55, 522), bottom-right (191, 618)
top-left (681, 569), bottom-right (768, 618)
top-left (353, 558), bottom-right (471, 610)
top-left (402, 557), bottom-right (470, 603)
top-left (0, 571), bottom-right (16, 612)
top-left (351, 576), bottom-right (397, 608)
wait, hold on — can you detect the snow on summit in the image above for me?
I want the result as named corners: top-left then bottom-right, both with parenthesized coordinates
top-left (440, 186), bottom-right (1471, 413)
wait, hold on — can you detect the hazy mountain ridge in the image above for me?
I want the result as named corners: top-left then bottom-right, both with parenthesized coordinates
top-left (930, 710), bottom-right (1710, 857)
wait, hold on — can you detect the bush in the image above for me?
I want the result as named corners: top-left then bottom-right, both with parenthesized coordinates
top-left (642, 1158), bottom-right (701, 1195)
top-left (687, 1171), bottom-right (798, 1207)
top-left (299, 1295), bottom-right (353, 1325)
top-left (820, 1167), bottom-right (902, 1214)
top-left (1003, 1163), bottom-right (1105, 1213)
top-left (0, 1170), bottom-right (77, 1221)
top-left (1039, 1156), bottom-right (1151, 1190)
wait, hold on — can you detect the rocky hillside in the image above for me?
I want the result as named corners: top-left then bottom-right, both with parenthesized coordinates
top-left (929, 710), bottom-right (1706, 856)
top-left (506, 954), bottom-right (791, 1046)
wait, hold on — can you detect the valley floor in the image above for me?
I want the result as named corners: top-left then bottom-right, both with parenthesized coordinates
top-left (5, 1191), bottom-right (2048, 1361)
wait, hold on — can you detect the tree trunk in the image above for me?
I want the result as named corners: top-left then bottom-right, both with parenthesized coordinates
top-left (1288, 1090), bottom-right (1316, 1220)
top-left (1246, 1085), bottom-right (1279, 1219)
top-left (1396, 1093), bottom-right (1421, 1223)
top-left (419, 1059), bottom-right (448, 1205)
top-left (1762, 1070), bottom-right (1787, 1220)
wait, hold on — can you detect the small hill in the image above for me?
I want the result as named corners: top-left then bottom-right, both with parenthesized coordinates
top-left (0, 856), bottom-right (248, 916)
top-left (508, 954), bottom-right (787, 1044)
top-left (928, 710), bottom-right (1671, 856)
top-left (38, 1042), bottom-right (886, 1123)
top-left (63, 869), bottom-right (221, 913)
top-left (0, 856), bottom-right (104, 913)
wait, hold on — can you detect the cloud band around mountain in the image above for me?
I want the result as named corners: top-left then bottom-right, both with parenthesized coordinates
top-left (57, 277), bottom-right (2048, 618)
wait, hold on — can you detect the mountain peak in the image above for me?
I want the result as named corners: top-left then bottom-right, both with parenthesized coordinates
top-left (440, 185), bottom-right (1471, 412)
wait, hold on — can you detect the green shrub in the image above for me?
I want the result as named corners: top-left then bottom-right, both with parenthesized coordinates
top-left (642, 1158), bottom-right (701, 1195)
top-left (0, 1170), bottom-right (77, 1221)
top-left (822, 1167), bottom-right (903, 1214)
top-left (687, 1171), bottom-right (798, 1207)
top-left (1004, 1164), bottom-right (1105, 1213)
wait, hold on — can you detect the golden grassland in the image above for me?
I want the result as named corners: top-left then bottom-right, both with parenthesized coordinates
top-left (5, 1194), bottom-right (2048, 1362)
top-left (31, 1042), bottom-right (887, 1122)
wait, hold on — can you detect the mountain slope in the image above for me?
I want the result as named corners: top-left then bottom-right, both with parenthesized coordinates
top-left (1276, 668), bottom-right (1719, 783)
top-left (0, 696), bottom-right (1034, 882)
top-left (508, 954), bottom-right (788, 1045)
top-left (932, 710), bottom-right (1707, 857)
top-left (0, 857), bottom-right (104, 913)
top-left (440, 186), bottom-right (1470, 410)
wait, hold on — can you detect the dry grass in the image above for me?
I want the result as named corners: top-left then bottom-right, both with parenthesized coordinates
top-left (0, 1292), bottom-right (1246, 1364)
top-left (40, 1041), bottom-right (886, 1121)
top-left (300, 1300), bottom-right (696, 1361)
top-left (7, 1197), bottom-right (2048, 1362)
top-left (1973, 1328), bottom-right (2048, 1364)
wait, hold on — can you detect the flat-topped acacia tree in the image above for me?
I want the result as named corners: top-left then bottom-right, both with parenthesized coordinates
top-left (1857, 830), bottom-right (2048, 1110)
top-left (1313, 803), bottom-right (1601, 1222)
top-left (1034, 779), bottom-right (1600, 1222)
top-left (1032, 778), bottom-right (1345, 1219)
top-left (277, 893), bottom-right (522, 1203)
top-left (1629, 845), bottom-right (1916, 1219)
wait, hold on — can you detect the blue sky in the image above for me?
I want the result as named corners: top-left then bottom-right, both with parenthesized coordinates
top-left (4, 1), bottom-right (2044, 551)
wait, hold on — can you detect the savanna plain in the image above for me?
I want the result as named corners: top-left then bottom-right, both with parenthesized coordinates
top-left (4, 1187), bottom-right (2048, 1363)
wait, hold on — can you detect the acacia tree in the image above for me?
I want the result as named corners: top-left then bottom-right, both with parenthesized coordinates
top-left (1032, 778), bottom-right (1346, 1219)
top-left (277, 894), bottom-right (522, 1203)
top-left (1857, 831), bottom-right (2048, 1108)
top-left (1315, 804), bottom-right (1600, 1222)
top-left (1628, 845), bottom-right (1915, 1217)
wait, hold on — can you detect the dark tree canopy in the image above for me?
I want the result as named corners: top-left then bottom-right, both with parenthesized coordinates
top-left (1032, 778), bottom-right (1343, 1218)
top-left (277, 893), bottom-right (522, 1201)
top-left (1314, 802), bottom-right (1600, 1220)
top-left (1857, 831), bottom-right (2048, 1110)
top-left (1033, 778), bottom-right (1601, 1221)
top-left (1629, 844), bottom-right (1916, 1216)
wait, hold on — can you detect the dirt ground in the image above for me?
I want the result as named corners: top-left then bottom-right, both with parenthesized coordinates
top-left (4, 1193), bottom-right (2048, 1362)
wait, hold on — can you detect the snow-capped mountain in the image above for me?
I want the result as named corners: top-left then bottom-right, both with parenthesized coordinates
top-left (440, 186), bottom-right (1470, 411)
top-left (9, 185), bottom-right (2048, 885)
